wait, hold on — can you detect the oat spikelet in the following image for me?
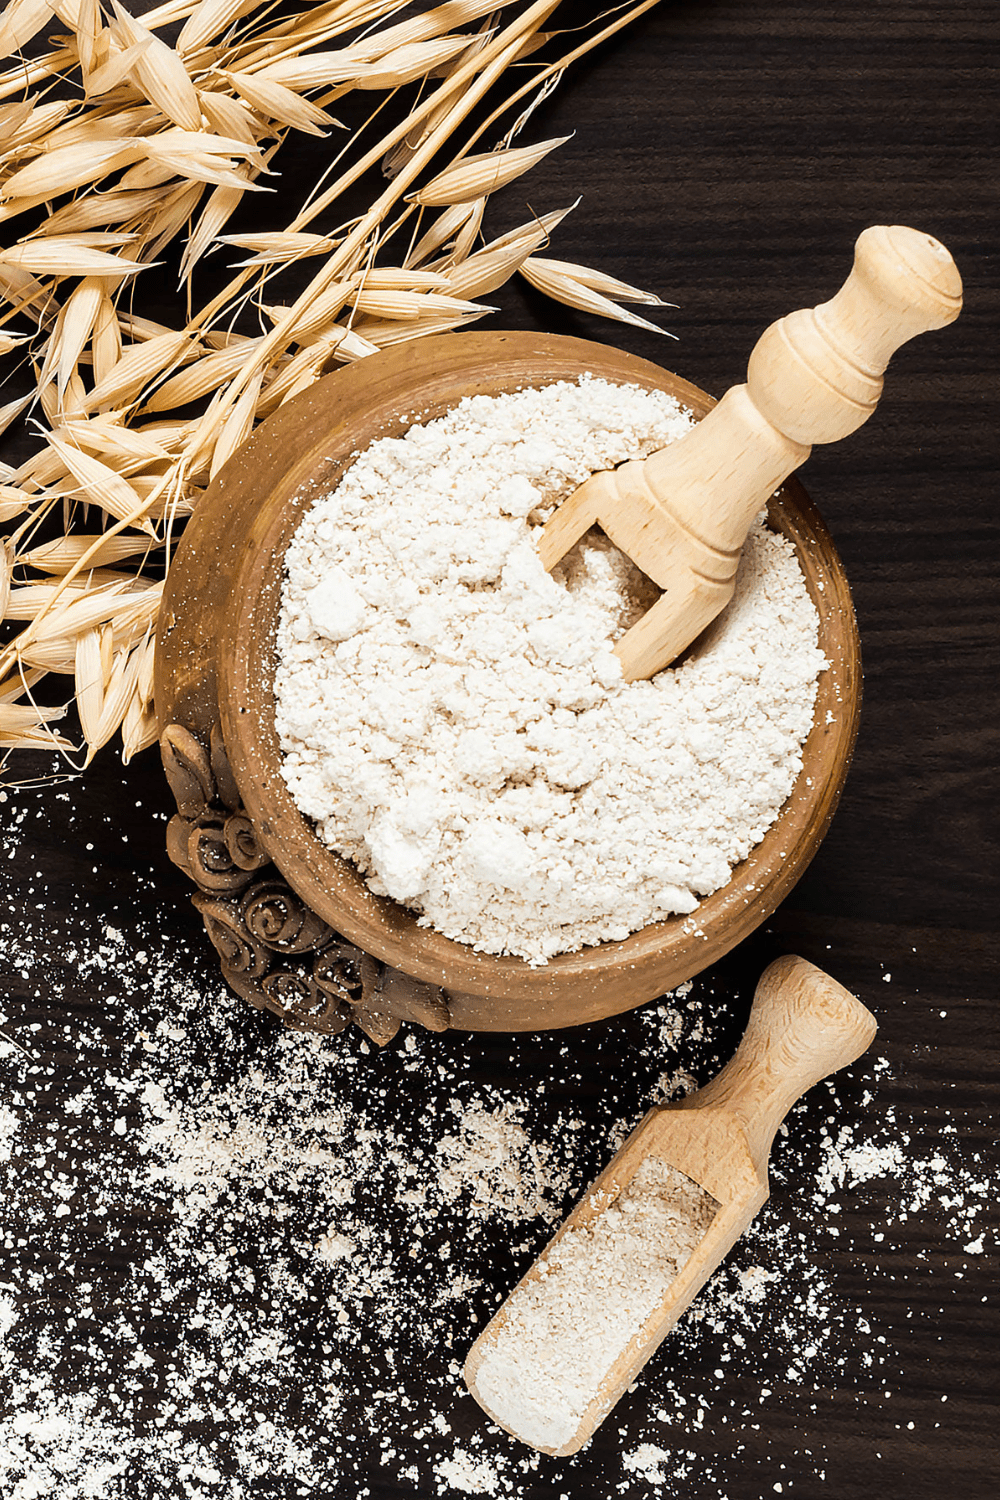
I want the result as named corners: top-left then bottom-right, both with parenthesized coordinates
top-left (354, 36), bottom-right (477, 92)
top-left (412, 135), bottom-right (571, 206)
top-left (109, 2), bottom-right (203, 133)
top-left (528, 255), bottom-right (673, 307)
top-left (180, 174), bottom-right (250, 283)
top-left (443, 202), bottom-right (576, 298)
top-left (407, 200), bottom-right (484, 267)
top-left (42, 187), bottom-right (173, 236)
top-left (0, 668), bottom-right (45, 705)
top-left (1, 139), bottom-right (144, 202)
top-left (223, 70), bottom-right (340, 137)
top-left (220, 230), bottom-right (337, 265)
top-left (252, 49), bottom-right (380, 91)
top-left (22, 534), bottom-right (154, 573)
top-left (46, 434), bottom-right (155, 529)
top-left (196, 88), bottom-right (261, 148)
top-left (352, 267), bottom-right (453, 292)
top-left (74, 624), bottom-right (104, 752)
top-left (0, 239), bottom-right (147, 278)
top-left (121, 636), bottom-right (159, 761)
top-left (91, 638), bottom-right (146, 762)
top-left (144, 338), bottom-right (262, 412)
top-left (1, 487), bottom-right (34, 522)
top-left (0, 394), bottom-right (31, 439)
top-left (139, 131), bottom-right (270, 193)
top-left (0, 97), bottom-right (72, 148)
top-left (349, 309), bottom-right (486, 349)
top-left (72, 0), bottom-right (101, 76)
top-left (58, 414), bottom-right (170, 463)
top-left (83, 38), bottom-right (154, 99)
top-left (82, 330), bottom-right (198, 413)
top-left (90, 289), bottom-right (123, 386)
top-left (349, 288), bottom-right (493, 321)
top-left (519, 255), bottom-right (675, 336)
top-left (137, 179), bottom-right (207, 265)
top-left (74, 618), bottom-right (146, 764)
top-left (40, 275), bottom-right (104, 395)
top-left (452, 196), bottom-right (487, 262)
top-left (176, 0), bottom-right (259, 58)
top-left (0, 0), bottom-right (55, 62)
top-left (0, 701), bottom-right (72, 750)
top-left (259, 285), bottom-right (354, 346)
top-left (209, 366), bottom-right (264, 479)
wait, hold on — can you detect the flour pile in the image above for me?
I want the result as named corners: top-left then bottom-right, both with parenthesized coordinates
top-left (275, 378), bottom-right (827, 962)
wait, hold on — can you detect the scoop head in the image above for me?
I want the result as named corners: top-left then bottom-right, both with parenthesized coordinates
top-left (464, 1102), bottom-right (764, 1456)
top-left (464, 955), bottom-right (877, 1454)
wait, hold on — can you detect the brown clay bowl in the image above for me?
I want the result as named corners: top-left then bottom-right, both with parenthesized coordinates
top-left (156, 331), bottom-right (860, 1031)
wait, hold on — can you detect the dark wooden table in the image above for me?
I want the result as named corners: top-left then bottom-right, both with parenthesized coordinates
top-left (2, 3), bottom-right (997, 1497)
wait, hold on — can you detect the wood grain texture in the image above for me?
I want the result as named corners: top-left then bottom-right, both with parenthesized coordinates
top-left (1, 2), bottom-right (997, 1498)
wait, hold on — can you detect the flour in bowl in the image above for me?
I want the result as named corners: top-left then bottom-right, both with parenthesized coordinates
top-left (275, 376), bottom-right (826, 963)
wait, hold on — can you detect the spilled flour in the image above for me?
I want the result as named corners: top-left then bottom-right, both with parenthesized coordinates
top-left (0, 778), bottom-right (994, 1500)
top-left (275, 377), bottom-right (827, 962)
top-left (0, 868), bottom-right (993, 1500)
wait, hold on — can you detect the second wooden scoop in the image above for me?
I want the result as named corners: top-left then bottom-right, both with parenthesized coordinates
top-left (539, 225), bottom-right (962, 680)
top-left (463, 955), bottom-right (877, 1456)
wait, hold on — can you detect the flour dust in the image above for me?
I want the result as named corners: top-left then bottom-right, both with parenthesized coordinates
top-left (1, 819), bottom-right (992, 1500)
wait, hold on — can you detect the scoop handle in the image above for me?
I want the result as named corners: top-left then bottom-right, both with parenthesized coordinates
top-left (745, 223), bottom-right (963, 446)
top-left (689, 955), bottom-right (877, 1173)
top-left (639, 224), bottom-right (963, 554)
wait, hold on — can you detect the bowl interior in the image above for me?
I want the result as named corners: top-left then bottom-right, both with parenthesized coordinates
top-left (168, 332), bottom-right (860, 1030)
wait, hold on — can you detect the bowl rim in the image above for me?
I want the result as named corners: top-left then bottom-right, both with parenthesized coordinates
top-left (159, 331), bottom-right (861, 1028)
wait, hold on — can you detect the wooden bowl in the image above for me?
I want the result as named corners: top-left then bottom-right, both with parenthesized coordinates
top-left (156, 332), bottom-right (860, 1036)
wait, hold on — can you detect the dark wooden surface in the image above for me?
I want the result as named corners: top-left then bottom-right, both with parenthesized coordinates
top-left (2, 2), bottom-right (997, 1497)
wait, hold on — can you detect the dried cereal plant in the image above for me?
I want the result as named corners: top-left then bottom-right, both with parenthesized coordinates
top-left (0, 0), bottom-right (668, 770)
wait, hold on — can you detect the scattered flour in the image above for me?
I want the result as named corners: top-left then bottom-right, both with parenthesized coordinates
top-left (0, 800), bottom-right (994, 1499)
top-left (275, 377), bottom-right (827, 962)
top-left (622, 1442), bottom-right (673, 1483)
top-left (0, 1102), bottom-right (19, 1161)
top-left (434, 1450), bottom-right (503, 1495)
top-left (435, 1100), bottom-right (557, 1223)
top-left (471, 1158), bottom-right (718, 1451)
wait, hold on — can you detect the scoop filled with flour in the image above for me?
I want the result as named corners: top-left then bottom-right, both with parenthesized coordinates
top-left (274, 376), bottom-right (826, 964)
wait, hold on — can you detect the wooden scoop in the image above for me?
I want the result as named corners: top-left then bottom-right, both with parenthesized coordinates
top-left (538, 225), bottom-right (962, 681)
top-left (463, 955), bottom-right (877, 1456)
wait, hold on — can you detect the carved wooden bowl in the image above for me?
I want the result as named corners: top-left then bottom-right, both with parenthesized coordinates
top-left (156, 332), bottom-right (861, 1045)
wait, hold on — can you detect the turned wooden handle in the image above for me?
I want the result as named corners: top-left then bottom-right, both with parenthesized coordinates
top-left (689, 955), bottom-right (877, 1173)
top-left (643, 225), bottom-right (963, 552)
top-left (745, 224), bottom-right (963, 446)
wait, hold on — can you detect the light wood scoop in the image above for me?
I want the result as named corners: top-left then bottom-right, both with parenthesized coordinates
top-left (463, 955), bottom-right (877, 1455)
top-left (538, 225), bottom-right (962, 681)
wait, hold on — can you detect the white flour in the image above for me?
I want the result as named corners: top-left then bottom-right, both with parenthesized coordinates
top-left (275, 378), bottom-right (827, 963)
top-left (471, 1157), bottom-right (718, 1451)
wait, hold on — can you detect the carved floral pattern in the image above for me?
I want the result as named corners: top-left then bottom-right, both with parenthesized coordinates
top-left (160, 722), bottom-right (450, 1044)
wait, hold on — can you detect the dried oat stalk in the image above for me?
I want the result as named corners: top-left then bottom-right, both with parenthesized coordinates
top-left (0, 0), bottom-right (669, 771)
